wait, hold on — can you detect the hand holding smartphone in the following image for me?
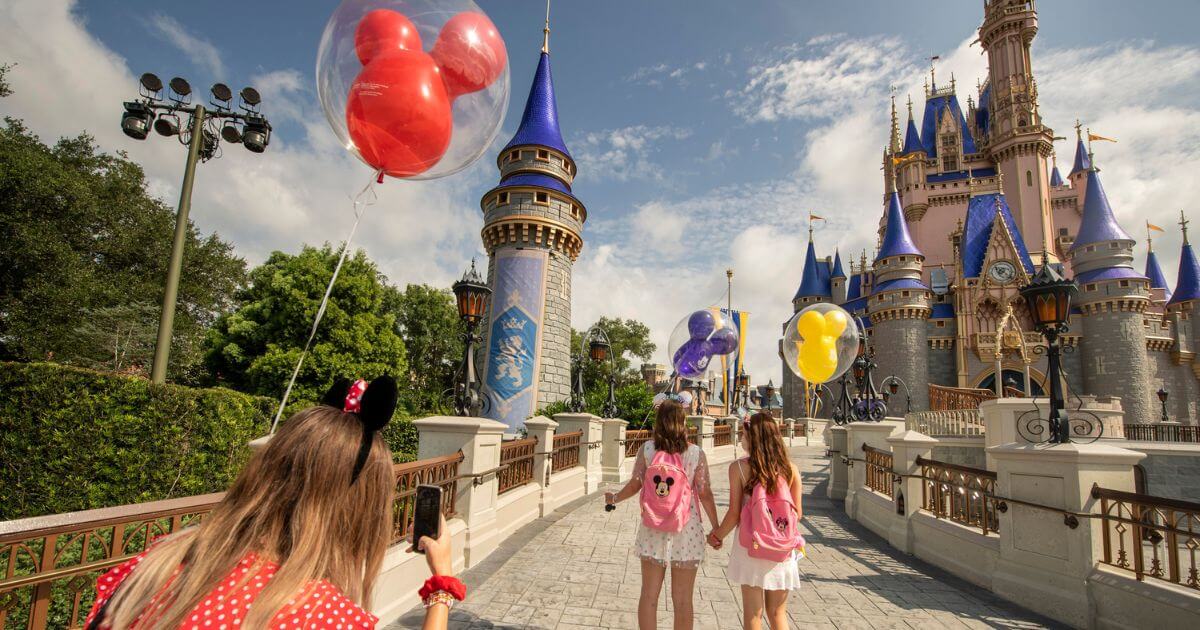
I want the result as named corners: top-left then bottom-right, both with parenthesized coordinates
top-left (411, 484), bottom-right (443, 554)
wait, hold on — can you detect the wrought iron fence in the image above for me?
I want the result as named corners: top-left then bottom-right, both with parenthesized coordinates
top-left (861, 445), bottom-right (896, 498)
top-left (1093, 485), bottom-right (1200, 590)
top-left (391, 452), bottom-right (464, 544)
top-left (0, 494), bottom-right (221, 630)
top-left (917, 456), bottom-right (1000, 535)
top-left (928, 384), bottom-right (996, 411)
top-left (497, 437), bottom-right (538, 494)
top-left (624, 430), bottom-right (651, 458)
top-left (1121, 424), bottom-right (1200, 443)
top-left (551, 431), bottom-right (583, 473)
top-left (714, 424), bottom-right (732, 447)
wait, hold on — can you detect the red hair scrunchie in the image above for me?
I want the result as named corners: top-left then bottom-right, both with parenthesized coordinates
top-left (419, 575), bottom-right (466, 601)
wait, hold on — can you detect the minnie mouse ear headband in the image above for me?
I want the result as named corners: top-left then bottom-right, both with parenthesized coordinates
top-left (652, 391), bottom-right (693, 409)
top-left (321, 375), bottom-right (398, 485)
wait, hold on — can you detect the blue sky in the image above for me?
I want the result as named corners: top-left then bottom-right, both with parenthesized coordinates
top-left (3, 0), bottom-right (1199, 384)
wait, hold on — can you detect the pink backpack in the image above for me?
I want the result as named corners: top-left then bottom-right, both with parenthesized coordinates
top-left (738, 461), bottom-right (805, 561)
top-left (639, 444), bottom-right (693, 532)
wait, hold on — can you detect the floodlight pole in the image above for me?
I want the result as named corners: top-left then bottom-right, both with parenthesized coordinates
top-left (151, 105), bottom-right (206, 384)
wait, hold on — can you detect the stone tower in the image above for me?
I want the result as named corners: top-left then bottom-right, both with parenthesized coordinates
top-left (1165, 217), bottom-right (1200, 418)
top-left (869, 186), bottom-right (932, 411)
top-left (831, 251), bottom-right (848, 304)
top-left (1070, 158), bottom-right (1153, 424)
top-left (978, 0), bottom-right (1056, 262)
top-left (781, 234), bottom-right (832, 418)
top-left (479, 28), bottom-right (584, 432)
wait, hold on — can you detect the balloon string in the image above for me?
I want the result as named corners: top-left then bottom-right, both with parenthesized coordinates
top-left (269, 169), bottom-right (383, 434)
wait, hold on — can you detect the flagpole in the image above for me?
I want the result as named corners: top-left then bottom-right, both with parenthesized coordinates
top-left (725, 268), bottom-right (733, 416)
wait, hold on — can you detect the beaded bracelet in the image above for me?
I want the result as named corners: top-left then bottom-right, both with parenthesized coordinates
top-left (423, 590), bottom-right (456, 610)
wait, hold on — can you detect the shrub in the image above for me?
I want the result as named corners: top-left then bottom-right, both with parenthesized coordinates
top-left (0, 362), bottom-right (273, 520)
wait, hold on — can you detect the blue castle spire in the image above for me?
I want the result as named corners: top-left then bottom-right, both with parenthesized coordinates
top-left (1049, 154), bottom-right (1064, 187)
top-left (902, 96), bottom-right (922, 154)
top-left (1169, 217), bottom-right (1200, 305)
top-left (1071, 162), bottom-right (1132, 251)
top-left (503, 52), bottom-right (570, 157)
top-left (794, 238), bottom-right (831, 299)
top-left (831, 250), bottom-right (846, 278)
top-left (876, 189), bottom-right (922, 262)
top-left (1146, 250), bottom-right (1173, 302)
top-left (1070, 123), bottom-right (1091, 176)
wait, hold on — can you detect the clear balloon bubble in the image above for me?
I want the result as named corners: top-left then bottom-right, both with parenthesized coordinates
top-left (782, 303), bottom-right (859, 384)
top-left (317, 0), bottom-right (510, 180)
top-left (667, 309), bottom-right (740, 381)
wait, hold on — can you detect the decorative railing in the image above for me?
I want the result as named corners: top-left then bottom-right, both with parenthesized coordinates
top-left (551, 431), bottom-right (582, 473)
top-left (624, 430), bottom-right (651, 458)
top-left (905, 409), bottom-right (985, 437)
top-left (1121, 424), bottom-right (1200, 443)
top-left (0, 494), bottom-right (221, 630)
top-left (929, 383), bottom-right (996, 411)
top-left (687, 426), bottom-right (699, 443)
top-left (917, 456), bottom-right (1000, 535)
top-left (1093, 486), bottom-right (1200, 590)
top-left (861, 445), bottom-right (896, 498)
top-left (714, 424), bottom-right (732, 447)
top-left (497, 437), bottom-right (538, 495)
top-left (391, 452), bottom-right (464, 544)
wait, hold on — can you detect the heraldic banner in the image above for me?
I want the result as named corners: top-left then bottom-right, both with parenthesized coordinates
top-left (482, 249), bottom-right (549, 432)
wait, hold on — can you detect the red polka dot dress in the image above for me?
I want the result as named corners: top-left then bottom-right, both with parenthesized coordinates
top-left (84, 553), bottom-right (377, 629)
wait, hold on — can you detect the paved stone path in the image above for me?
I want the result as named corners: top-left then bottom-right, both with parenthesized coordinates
top-left (391, 445), bottom-right (1061, 629)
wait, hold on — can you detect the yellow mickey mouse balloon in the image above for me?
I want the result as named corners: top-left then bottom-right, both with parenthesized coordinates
top-left (782, 304), bottom-right (859, 384)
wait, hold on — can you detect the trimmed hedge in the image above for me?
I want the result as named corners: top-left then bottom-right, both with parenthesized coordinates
top-left (0, 362), bottom-right (274, 520)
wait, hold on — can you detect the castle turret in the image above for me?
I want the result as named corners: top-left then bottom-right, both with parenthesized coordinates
top-left (869, 186), bottom-right (932, 410)
top-left (1049, 152), bottom-right (1064, 188)
top-left (1145, 235), bottom-right (1173, 304)
top-left (1068, 122), bottom-right (1091, 185)
top-left (1069, 157), bottom-right (1154, 424)
top-left (901, 96), bottom-right (922, 156)
top-left (831, 250), bottom-right (848, 304)
top-left (479, 22), bottom-right (584, 431)
top-left (1165, 214), bottom-right (1200, 418)
top-left (792, 234), bottom-right (832, 310)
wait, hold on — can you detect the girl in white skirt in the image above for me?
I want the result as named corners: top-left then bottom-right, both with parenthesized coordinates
top-left (709, 412), bottom-right (803, 630)
top-left (606, 398), bottom-right (720, 630)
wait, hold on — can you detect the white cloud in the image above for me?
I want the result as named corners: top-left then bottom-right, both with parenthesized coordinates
top-left (625, 59), bottom-right (711, 88)
top-left (0, 0), bottom-right (487, 292)
top-left (148, 14), bottom-right (225, 79)
top-left (573, 125), bottom-right (692, 183)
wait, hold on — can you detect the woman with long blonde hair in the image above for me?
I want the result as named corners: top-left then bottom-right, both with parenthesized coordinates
top-left (82, 376), bottom-right (425, 629)
top-left (709, 412), bottom-right (803, 630)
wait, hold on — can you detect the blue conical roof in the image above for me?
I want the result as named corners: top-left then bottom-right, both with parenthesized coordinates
top-left (1169, 242), bottom-right (1200, 305)
top-left (876, 191), bottom-right (922, 261)
top-left (1050, 165), bottom-right (1064, 188)
top-left (794, 239), bottom-right (831, 299)
top-left (503, 53), bottom-right (570, 157)
top-left (1070, 138), bottom-right (1091, 176)
top-left (902, 116), bottom-right (922, 154)
top-left (1071, 168), bottom-right (1132, 250)
top-left (831, 250), bottom-right (846, 278)
top-left (1146, 250), bottom-right (1173, 301)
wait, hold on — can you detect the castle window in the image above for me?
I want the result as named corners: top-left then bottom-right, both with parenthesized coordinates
top-left (537, 149), bottom-right (550, 161)
top-left (899, 256), bottom-right (906, 262)
top-left (1119, 280), bottom-right (1129, 288)
top-left (1026, 170), bottom-right (1032, 186)
top-left (1086, 283), bottom-right (1097, 292)
top-left (535, 191), bottom-right (549, 204)
top-left (1086, 245), bottom-right (1096, 252)
top-left (936, 321), bottom-right (946, 328)
top-left (902, 291), bottom-right (910, 297)
top-left (1110, 242), bottom-right (1120, 249)
top-left (498, 192), bottom-right (509, 204)
top-left (1059, 227), bottom-right (1068, 236)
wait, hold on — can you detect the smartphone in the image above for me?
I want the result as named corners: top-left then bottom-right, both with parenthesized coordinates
top-left (410, 484), bottom-right (442, 553)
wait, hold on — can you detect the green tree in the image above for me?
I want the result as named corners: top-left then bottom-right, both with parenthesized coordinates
top-left (538, 382), bottom-right (654, 425)
top-left (0, 63), bottom-right (12, 98)
top-left (0, 119), bottom-right (246, 381)
top-left (572, 316), bottom-right (656, 390)
top-left (204, 245), bottom-right (407, 404)
top-left (388, 283), bottom-right (465, 415)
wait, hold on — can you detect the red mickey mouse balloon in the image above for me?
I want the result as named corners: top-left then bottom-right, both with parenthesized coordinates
top-left (354, 9), bottom-right (422, 66)
top-left (346, 50), bottom-right (452, 178)
top-left (431, 11), bottom-right (507, 99)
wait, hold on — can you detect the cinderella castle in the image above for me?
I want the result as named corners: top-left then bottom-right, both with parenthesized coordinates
top-left (781, 0), bottom-right (1200, 426)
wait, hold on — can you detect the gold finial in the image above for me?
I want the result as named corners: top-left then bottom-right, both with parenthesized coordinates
top-left (1181, 210), bottom-right (1191, 245)
top-left (1147, 221), bottom-right (1155, 253)
top-left (1075, 119), bottom-right (1083, 141)
top-left (1086, 127), bottom-right (1096, 168)
top-left (906, 94), bottom-right (913, 118)
top-left (950, 72), bottom-right (956, 92)
top-left (726, 268), bottom-right (733, 280)
top-left (541, 0), bottom-right (551, 54)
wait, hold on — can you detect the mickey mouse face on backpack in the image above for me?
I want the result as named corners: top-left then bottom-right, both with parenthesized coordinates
top-left (767, 508), bottom-right (788, 532)
top-left (652, 475), bottom-right (675, 497)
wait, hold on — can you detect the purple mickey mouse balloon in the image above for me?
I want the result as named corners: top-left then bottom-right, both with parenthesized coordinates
top-left (708, 326), bottom-right (738, 356)
top-left (672, 338), bottom-right (712, 379)
top-left (687, 310), bottom-right (716, 340)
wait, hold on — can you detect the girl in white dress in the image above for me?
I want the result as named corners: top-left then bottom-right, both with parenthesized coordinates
top-left (605, 399), bottom-right (720, 630)
top-left (709, 412), bottom-right (803, 630)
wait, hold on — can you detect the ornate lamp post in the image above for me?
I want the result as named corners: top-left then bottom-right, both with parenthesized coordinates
top-left (1157, 388), bottom-right (1170, 423)
top-left (122, 73), bottom-right (272, 383)
top-left (881, 376), bottom-right (912, 414)
top-left (1018, 255), bottom-right (1079, 443)
top-left (850, 329), bottom-right (886, 421)
top-left (451, 261), bottom-right (491, 416)
top-left (572, 326), bottom-right (617, 416)
top-left (736, 369), bottom-right (750, 412)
